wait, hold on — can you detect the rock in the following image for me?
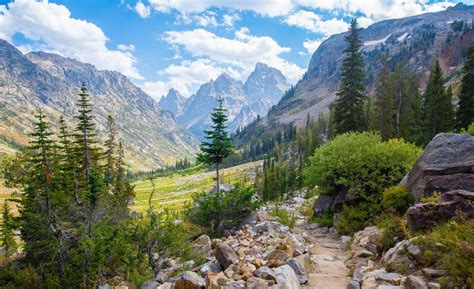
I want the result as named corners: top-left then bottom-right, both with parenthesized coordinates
top-left (352, 226), bottom-right (383, 253)
top-left (313, 194), bottom-right (334, 216)
top-left (286, 258), bottom-right (308, 284)
top-left (400, 133), bottom-right (474, 200)
top-left (361, 277), bottom-right (378, 289)
top-left (308, 223), bottom-right (319, 230)
top-left (404, 275), bottom-right (428, 289)
top-left (274, 265), bottom-right (300, 289)
top-left (247, 277), bottom-right (269, 289)
top-left (383, 239), bottom-right (421, 266)
top-left (376, 286), bottom-right (403, 289)
top-left (157, 284), bottom-right (173, 289)
top-left (224, 280), bottom-right (246, 288)
top-left (192, 235), bottom-right (212, 257)
top-left (254, 266), bottom-right (277, 282)
top-left (276, 238), bottom-right (296, 258)
top-left (347, 280), bottom-right (361, 289)
top-left (216, 243), bottom-right (239, 270)
top-left (340, 236), bottom-right (351, 249)
top-left (353, 249), bottom-right (373, 258)
top-left (406, 190), bottom-right (473, 230)
top-left (427, 282), bottom-right (440, 289)
top-left (210, 184), bottom-right (235, 194)
top-left (265, 250), bottom-right (290, 266)
top-left (375, 272), bottom-right (403, 285)
top-left (140, 279), bottom-right (161, 289)
top-left (207, 272), bottom-right (228, 289)
top-left (200, 260), bottom-right (222, 276)
top-left (173, 271), bottom-right (205, 289)
top-left (254, 221), bottom-right (290, 235)
top-left (421, 268), bottom-right (447, 278)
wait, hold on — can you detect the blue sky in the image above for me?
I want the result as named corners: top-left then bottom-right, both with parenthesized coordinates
top-left (0, 0), bottom-right (470, 99)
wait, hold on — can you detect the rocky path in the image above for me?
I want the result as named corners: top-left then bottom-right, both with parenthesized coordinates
top-left (290, 203), bottom-right (351, 289)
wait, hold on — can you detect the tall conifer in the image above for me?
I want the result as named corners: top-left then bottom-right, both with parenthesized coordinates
top-left (456, 43), bottom-right (474, 130)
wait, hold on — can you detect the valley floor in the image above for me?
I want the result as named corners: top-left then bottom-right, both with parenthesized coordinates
top-left (131, 161), bottom-right (262, 212)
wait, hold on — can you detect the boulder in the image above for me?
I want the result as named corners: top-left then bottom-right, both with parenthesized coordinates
top-left (400, 133), bottom-right (474, 200)
top-left (274, 265), bottom-right (300, 289)
top-left (199, 260), bottom-right (222, 276)
top-left (347, 280), bottom-right (361, 289)
top-left (403, 275), bottom-right (428, 289)
top-left (173, 271), bottom-right (205, 289)
top-left (207, 272), bottom-right (228, 289)
top-left (140, 279), bottom-right (161, 289)
top-left (192, 235), bottom-right (212, 257)
top-left (312, 194), bottom-right (334, 216)
top-left (352, 226), bottom-right (382, 253)
top-left (286, 258), bottom-right (308, 284)
top-left (216, 243), bottom-right (239, 270)
top-left (254, 221), bottom-right (290, 235)
top-left (406, 190), bottom-right (473, 230)
top-left (254, 266), bottom-right (277, 282)
top-left (247, 277), bottom-right (269, 289)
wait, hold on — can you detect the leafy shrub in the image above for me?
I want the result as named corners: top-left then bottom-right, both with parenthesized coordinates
top-left (304, 132), bottom-right (421, 202)
top-left (269, 206), bottom-right (297, 228)
top-left (310, 211), bottom-right (333, 227)
top-left (378, 215), bottom-right (410, 250)
top-left (461, 122), bottom-right (474, 136)
top-left (415, 220), bottom-right (474, 288)
top-left (382, 185), bottom-right (414, 215)
top-left (188, 186), bottom-right (260, 235)
top-left (304, 132), bottom-right (420, 234)
top-left (419, 191), bottom-right (441, 203)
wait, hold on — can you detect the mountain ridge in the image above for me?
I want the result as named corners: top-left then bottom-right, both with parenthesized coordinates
top-left (0, 39), bottom-right (198, 170)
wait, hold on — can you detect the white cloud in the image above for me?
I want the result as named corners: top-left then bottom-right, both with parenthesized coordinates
top-left (135, 1), bottom-right (151, 18)
top-left (303, 39), bottom-right (322, 54)
top-left (147, 0), bottom-right (293, 16)
top-left (223, 13), bottom-right (241, 27)
top-left (285, 10), bottom-right (348, 37)
top-left (143, 58), bottom-right (237, 98)
top-left (0, 0), bottom-right (142, 79)
top-left (163, 28), bottom-right (304, 83)
top-left (117, 44), bottom-right (136, 52)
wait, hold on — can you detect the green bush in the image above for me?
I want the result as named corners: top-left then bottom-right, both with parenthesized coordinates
top-left (461, 122), bottom-right (474, 136)
top-left (310, 211), bottom-right (333, 228)
top-left (269, 206), bottom-right (297, 228)
top-left (378, 215), bottom-right (410, 251)
top-left (382, 185), bottom-right (414, 215)
top-left (304, 132), bottom-right (420, 234)
top-left (415, 220), bottom-right (474, 288)
top-left (188, 186), bottom-right (260, 235)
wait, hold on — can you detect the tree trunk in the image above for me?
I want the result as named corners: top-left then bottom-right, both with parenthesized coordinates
top-left (216, 163), bottom-right (220, 192)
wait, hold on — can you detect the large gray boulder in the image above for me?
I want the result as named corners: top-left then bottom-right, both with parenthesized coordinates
top-left (312, 194), bottom-right (334, 216)
top-left (400, 133), bottom-right (474, 200)
top-left (215, 243), bottom-right (239, 270)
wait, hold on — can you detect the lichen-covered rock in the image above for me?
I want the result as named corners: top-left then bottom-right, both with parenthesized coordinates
top-left (286, 258), bottom-right (308, 284)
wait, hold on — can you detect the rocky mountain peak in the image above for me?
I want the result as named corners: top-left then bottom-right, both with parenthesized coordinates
top-left (159, 88), bottom-right (187, 116)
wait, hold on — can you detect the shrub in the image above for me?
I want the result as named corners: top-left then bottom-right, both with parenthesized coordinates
top-left (304, 132), bottom-right (421, 203)
top-left (188, 186), bottom-right (260, 235)
top-left (461, 122), bottom-right (474, 136)
top-left (419, 191), bottom-right (440, 203)
top-left (382, 185), bottom-right (414, 215)
top-left (310, 211), bottom-right (333, 228)
top-left (378, 215), bottom-right (410, 250)
top-left (415, 220), bottom-right (474, 288)
top-left (304, 132), bottom-right (420, 234)
top-left (269, 206), bottom-right (297, 228)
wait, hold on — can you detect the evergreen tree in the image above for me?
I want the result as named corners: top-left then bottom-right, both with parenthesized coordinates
top-left (197, 97), bottom-right (234, 192)
top-left (422, 61), bottom-right (454, 144)
top-left (1, 201), bottom-right (17, 259)
top-left (104, 115), bottom-right (117, 187)
top-left (57, 116), bottom-right (80, 205)
top-left (334, 19), bottom-right (366, 134)
top-left (456, 43), bottom-right (474, 130)
top-left (373, 56), bottom-right (396, 140)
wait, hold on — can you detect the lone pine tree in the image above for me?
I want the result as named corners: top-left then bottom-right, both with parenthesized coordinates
top-left (456, 43), bottom-right (474, 131)
top-left (197, 97), bottom-right (234, 192)
top-left (334, 18), bottom-right (366, 134)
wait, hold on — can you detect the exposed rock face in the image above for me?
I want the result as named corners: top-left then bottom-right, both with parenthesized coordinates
top-left (400, 133), bottom-right (474, 200)
top-left (158, 88), bottom-right (186, 117)
top-left (0, 40), bottom-right (197, 169)
top-left (177, 63), bottom-right (289, 138)
top-left (406, 189), bottom-right (474, 230)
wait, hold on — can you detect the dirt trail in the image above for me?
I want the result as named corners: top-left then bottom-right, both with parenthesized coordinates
top-left (291, 205), bottom-right (351, 289)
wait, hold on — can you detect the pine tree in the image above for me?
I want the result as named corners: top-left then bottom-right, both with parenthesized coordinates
top-left (104, 115), bottom-right (117, 187)
top-left (1, 201), bottom-right (17, 259)
top-left (456, 43), bottom-right (474, 130)
top-left (422, 61), bottom-right (454, 144)
top-left (58, 116), bottom-right (80, 205)
top-left (197, 97), bottom-right (234, 192)
top-left (334, 19), bottom-right (366, 134)
top-left (374, 56), bottom-right (396, 139)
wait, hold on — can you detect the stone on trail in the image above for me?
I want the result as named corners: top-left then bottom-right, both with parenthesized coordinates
top-left (173, 271), bottom-right (205, 289)
top-left (247, 277), bottom-right (269, 289)
top-left (140, 279), bottom-right (161, 289)
top-left (274, 265), bottom-right (300, 289)
top-left (254, 266), bottom-right (278, 282)
top-left (347, 280), bottom-right (361, 289)
top-left (286, 258), bottom-right (308, 284)
top-left (192, 234), bottom-right (212, 257)
top-left (216, 243), bottom-right (239, 270)
top-left (403, 275), bottom-right (428, 289)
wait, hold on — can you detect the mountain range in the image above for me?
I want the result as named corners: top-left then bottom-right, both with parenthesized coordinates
top-left (239, 3), bottom-right (474, 141)
top-left (0, 40), bottom-right (198, 170)
top-left (159, 62), bottom-right (289, 139)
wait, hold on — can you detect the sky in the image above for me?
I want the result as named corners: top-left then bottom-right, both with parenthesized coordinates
top-left (0, 0), bottom-right (470, 100)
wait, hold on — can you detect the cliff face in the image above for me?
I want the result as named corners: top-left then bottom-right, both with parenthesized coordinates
top-left (0, 40), bottom-right (198, 170)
